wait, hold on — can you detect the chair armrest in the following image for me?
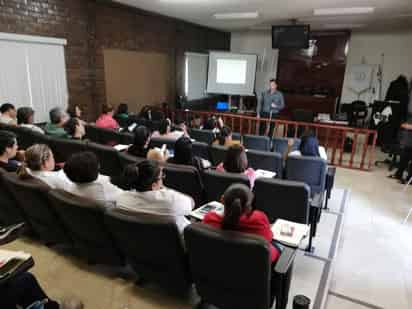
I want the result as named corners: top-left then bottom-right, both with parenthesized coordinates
top-left (274, 246), bottom-right (297, 274)
top-left (0, 223), bottom-right (26, 246)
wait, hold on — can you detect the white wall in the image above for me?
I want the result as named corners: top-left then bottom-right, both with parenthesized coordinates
top-left (230, 30), bottom-right (279, 96)
top-left (341, 30), bottom-right (412, 104)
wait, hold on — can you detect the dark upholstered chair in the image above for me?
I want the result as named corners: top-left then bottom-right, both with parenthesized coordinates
top-left (48, 137), bottom-right (87, 163)
top-left (192, 141), bottom-right (209, 160)
top-left (201, 169), bottom-right (250, 202)
top-left (149, 137), bottom-right (176, 150)
top-left (0, 169), bottom-right (26, 225)
top-left (105, 209), bottom-right (191, 295)
top-left (86, 142), bottom-right (122, 177)
top-left (208, 144), bottom-right (227, 166)
top-left (117, 151), bottom-right (143, 169)
top-left (244, 134), bottom-right (271, 151)
top-left (232, 132), bottom-right (242, 141)
top-left (254, 178), bottom-right (310, 224)
top-left (2, 173), bottom-right (71, 245)
top-left (85, 125), bottom-right (122, 146)
top-left (14, 127), bottom-right (40, 150)
top-left (163, 163), bottom-right (204, 207)
top-left (120, 132), bottom-right (134, 145)
top-left (48, 189), bottom-right (123, 265)
top-left (247, 150), bottom-right (283, 177)
top-left (190, 129), bottom-right (215, 145)
top-left (184, 223), bottom-right (296, 309)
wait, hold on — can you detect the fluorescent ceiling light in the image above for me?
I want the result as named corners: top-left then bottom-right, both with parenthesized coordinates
top-left (213, 12), bottom-right (259, 20)
top-left (322, 24), bottom-right (365, 29)
top-left (314, 7), bottom-right (375, 16)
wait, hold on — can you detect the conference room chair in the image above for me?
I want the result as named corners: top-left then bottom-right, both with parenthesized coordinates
top-left (2, 173), bottom-right (71, 245)
top-left (201, 169), bottom-right (250, 202)
top-left (243, 134), bottom-right (271, 151)
top-left (246, 150), bottom-right (283, 177)
top-left (184, 223), bottom-right (296, 309)
top-left (232, 132), bottom-right (242, 141)
top-left (114, 115), bottom-right (129, 129)
top-left (285, 156), bottom-right (327, 250)
top-left (163, 163), bottom-right (204, 207)
top-left (0, 169), bottom-right (27, 225)
top-left (117, 151), bottom-right (143, 169)
top-left (48, 189), bottom-right (124, 266)
top-left (192, 141), bottom-right (209, 160)
top-left (13, 127), bottom-right (40, 150)
top-left (190, 128), bottom-right (215, 145)
top-left (105, 209), bottom-right (192, 296)
top-left (208, 144), bottom-right (227, 166)
top-left (48, 137), bottom-right (88, 163)
top-left (86, 142), bottom-right (122, 177)
top-left (85, 125), bottom-right (122, 146)
top-left (149, 137), bottom-right (176, 150)
top-left (272, 137), bottom-right (300, 157)
top-left (120, 132), bottom-right (134, 145)
top-left (84, 124), bottom-right (100, 143)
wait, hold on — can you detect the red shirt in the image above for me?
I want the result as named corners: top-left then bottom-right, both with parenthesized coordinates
top-left (95, 114), bottom-right (119, 130)
top-left (203, 210), bottom-right (280, 262)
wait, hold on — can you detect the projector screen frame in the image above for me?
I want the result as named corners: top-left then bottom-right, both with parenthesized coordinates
top-left (206, 51), bottom-right (258, 96)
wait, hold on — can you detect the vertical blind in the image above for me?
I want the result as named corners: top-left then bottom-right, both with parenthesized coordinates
top-left (184, 52), bottom-right (209, 101)
top-left (0, 33), bottom-right (68, 123)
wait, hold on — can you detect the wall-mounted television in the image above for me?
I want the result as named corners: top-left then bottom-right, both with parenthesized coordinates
top-left (272, 25), bottom-right (310, 49)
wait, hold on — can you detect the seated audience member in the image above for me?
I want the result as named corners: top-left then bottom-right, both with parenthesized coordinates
top-left (127, 125), bottom-right (151, 158)
top-left (203, 184), bottom-right (280, 306)
top-left (114, 103), bottom-right (129, 120)
top-left (173, 115), bottom-right (189, 137)
top-left (190, 115), bottom-right (202, 129)
top-left (16, 107), bottom-right (44, 134)
top-left (18, 144), bottom-right (70, 189)
top-left (0, 103), bottom-right (17, 125)
top-left (45, 107), bottom-right (70, 138)
top-left (152, 118), bottom-right (184, 140)
top-left (95, 104), bottom-right (119, 130)
top-left (116, 160), bottom-right (194, 233)
top-left (147, 147), bottom-right (168, 163)
top-left (64, 118), bottom-right (86, 140)
top-left (63, 152), bottom-right (123, 206)
top-left (0, 130), bottom-right (21, 172)
top-left (67, 104), bottom-right (86, 125)
top-left (168, 136), bottom-right (205, 171)
top-left (202, 116), bottom-right (224, 132)
top-left (216, 144), bottom-right (256, 187)
top-left (389, 122), bottom-right (412, 183)
top-left (289, 131), bottom-right (327, 160)
top-left (0, 271), bottom-right (83, 309)
top-left (213, 126), bottom-right (240, 147)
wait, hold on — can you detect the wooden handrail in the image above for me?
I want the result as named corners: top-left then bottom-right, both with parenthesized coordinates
top-left (166, 108), bottom-right (378, 171)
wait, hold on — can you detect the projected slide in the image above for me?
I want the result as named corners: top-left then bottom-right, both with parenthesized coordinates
top-left (216, 59), bottom-right (247, 84)
top-left (207, 52), bottom-right (257, 96)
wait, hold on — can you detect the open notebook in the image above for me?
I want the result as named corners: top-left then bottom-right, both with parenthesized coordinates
top-left (190, 201), bottom-right (224, 221)
top-left (271, 219), bottom-right (309, 247)
top-left (255, 169), bottom-right (276, 179)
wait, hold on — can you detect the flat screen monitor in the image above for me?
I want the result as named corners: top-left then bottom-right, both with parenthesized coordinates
top-left (216, 101), bottom-right (229, 111)
top-left (272, 25), bottom-right (310, 49)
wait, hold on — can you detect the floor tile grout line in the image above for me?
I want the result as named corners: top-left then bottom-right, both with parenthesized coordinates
top-left (328, 291), bottom-right (385, 309)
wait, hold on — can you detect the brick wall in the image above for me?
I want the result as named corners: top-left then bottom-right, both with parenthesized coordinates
top-left (0, 0), bottom-right (230, 120)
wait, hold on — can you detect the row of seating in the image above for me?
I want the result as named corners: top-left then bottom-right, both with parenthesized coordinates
top-left (0, 170), bottom-right (295, 309)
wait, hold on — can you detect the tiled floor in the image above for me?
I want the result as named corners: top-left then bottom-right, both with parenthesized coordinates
top-left (3, 159), bottom-right (412, 309)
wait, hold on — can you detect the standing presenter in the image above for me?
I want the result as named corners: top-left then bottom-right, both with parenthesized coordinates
top-left (257, 79), bottom-right (285, 137)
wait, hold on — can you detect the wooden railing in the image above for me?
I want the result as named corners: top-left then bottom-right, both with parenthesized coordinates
top-left (167, 109), bottom-right (378, 171)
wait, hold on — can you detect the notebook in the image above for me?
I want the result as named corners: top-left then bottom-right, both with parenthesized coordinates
top-left (190, 201), bottom-right (224, 221)
top-left (255, 169), bottom-right (276, 179)
top-left (114, 144), bottom-right (131, 152)
top-left (271, 219), bottom-right (309, 247)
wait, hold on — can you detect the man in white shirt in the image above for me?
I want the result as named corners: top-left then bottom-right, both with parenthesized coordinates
top-left (116, 160), bottom-right (194, 233)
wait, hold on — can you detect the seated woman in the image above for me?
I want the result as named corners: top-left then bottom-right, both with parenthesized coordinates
top-left (203, 184), bottom-right (280, 306)
top-left (202, 116), bottom-right (224, 133)
top-left (289, 131), bottom-right (327, 160)
top-left (168, 136), bottom-right (205, 171)
top-left (18, 144), bottom-right (71, 189)
top-left (63, 152), bottom-right (123, 206)
top-left (67, 104), bottom-right (86, 125)
top-left (116, 160), bottom-right (194, 233)
top-left (95, 104), bottom-right (119, 130)
top-left (213, 126), bottom-right (240, 147)
top-left (152, 118), bottom-right (184, 141)
top-left (127, 125), bottom-right (151, 158)
top-left (114, 103), bottom-right (129, 120)
top-left (16, 107), bottom-right (44, 134)
top-left (64, 118), bottom-right (86, 140)
top-left (0, 130), bottom-right (22, 172)
top-left (216, 144), bottom-right (256, 187)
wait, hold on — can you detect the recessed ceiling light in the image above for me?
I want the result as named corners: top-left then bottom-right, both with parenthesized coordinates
top-left (314, 7), bottom-right (375, 16)
top-left (213, 12), bottom-right (259, 20)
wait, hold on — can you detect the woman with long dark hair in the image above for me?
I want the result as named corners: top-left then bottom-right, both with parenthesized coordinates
top-left (168, 136), bottom-right (204, 171)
